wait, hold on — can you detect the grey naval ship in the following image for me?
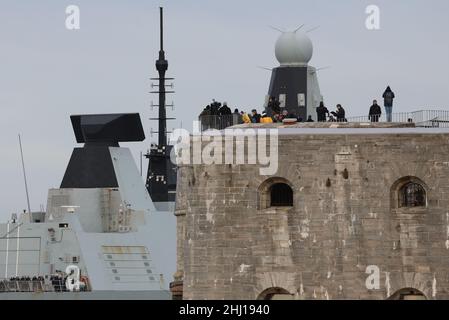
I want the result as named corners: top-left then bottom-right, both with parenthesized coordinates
top-left (0, 8), bottom-right (177, 300)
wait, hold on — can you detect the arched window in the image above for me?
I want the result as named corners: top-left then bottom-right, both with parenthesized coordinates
top-left (388, 288), bottom-right (426, 300)
top-left (391, 176), bottom-right (428, 211)
top-left (257, 287), bottom-right (292, 300)
top-left (270, 183), bottom-right (293, 207)
top-left (399, 182), bottom-right (426, 208)
top-left (258, 178), bottom-right (295, 209)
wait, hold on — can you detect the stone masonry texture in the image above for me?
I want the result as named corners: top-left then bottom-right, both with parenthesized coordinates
top-left (175, 124), bottom-right (449, 300)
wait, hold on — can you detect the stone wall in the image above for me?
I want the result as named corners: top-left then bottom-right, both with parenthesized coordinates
top-left (175, 126), bottom-right (449, 300)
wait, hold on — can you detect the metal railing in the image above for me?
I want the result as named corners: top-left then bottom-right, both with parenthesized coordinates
top-left (199, 110), bottom-right (449, 130)
top-left (199, 114), bottom-right (242, 131)
top-left (410, 110), bottom-right (449, 127)
top-left (345, 112), bottom-right (411, 123)
top-left (347, 110), bottom-right (449, 127)
top-left (0, 280), bottom-right (51, 293)
top-left (0, 278), bottom-right (89, 293)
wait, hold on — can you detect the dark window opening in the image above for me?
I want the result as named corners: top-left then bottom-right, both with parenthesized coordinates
top-left (399, 182), bottom-right (426, 208)
top-left (270, 183), bottom-right (293, 207)
top-left (388, 288), bottom-right (426, 300)
top-left (257, 287), bottom-right (292, 300)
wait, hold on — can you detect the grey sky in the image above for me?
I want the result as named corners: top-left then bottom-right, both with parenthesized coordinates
top-left (1, 0), bottom-right (448, 218)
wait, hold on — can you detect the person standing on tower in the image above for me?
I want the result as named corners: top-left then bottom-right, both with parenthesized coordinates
top-left (251, 109), bottom-right (261, 123)
top-left (331, 104), bottom-right (346, 122)
top-left (369, 100), bottom-right (382, 122)
top-left (382, 86), bottom-right (395, 122)
top-left (316, 101), bottom-right (329, 122)
top-left (241, 111), bottom-right (251, 124)
top-left (218, 102), bottom-right (231, 115)
top-left (267, 96), bottom-right (281, 115)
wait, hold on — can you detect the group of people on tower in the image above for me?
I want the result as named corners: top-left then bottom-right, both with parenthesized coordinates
top-left (316, 86), bottom-right (395, 123)
top-left (199, 99), bottom-right (232, 117)
top-left (368, 86), bottom-right (396, 122)
top-left (199, 99), bottom-right (286, 125)
top-left (315, 103), bottom-right (346, 122)
top-left (198, 86), bottom-right (395, 127)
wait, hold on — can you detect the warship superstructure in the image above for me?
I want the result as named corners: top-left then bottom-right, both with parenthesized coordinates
top-left (0, 8), bottom-right (176, 300)
top-left (0, 114), bottom-right (176, 299)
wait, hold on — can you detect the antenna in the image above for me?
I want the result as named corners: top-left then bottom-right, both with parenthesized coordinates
top-left (310, 66), bottom-right (332, 74)
top-left (293, 24), bottom-right (305, 33)
top-left (257, 66), bottom-right (273, 72)
top-left (18, 134), bottom-right (32, 215)
top-left (149, 6), bottom-right (176, 147)
top-left (306, 26), bottom-right (320, 33)
top-left (269, 25), bottom-right (285, 33)
top-left (159, 6), bottom-right (164, 52)
top-left (316, 66), bottom-right (332, 72)
top-left (145, 6), bottom-right (177, 203)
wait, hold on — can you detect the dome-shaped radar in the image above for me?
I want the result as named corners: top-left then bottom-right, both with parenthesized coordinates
top-left (275, 30), bottom-right (313, 66)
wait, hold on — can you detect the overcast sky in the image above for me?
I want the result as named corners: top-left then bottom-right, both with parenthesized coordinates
top-left (0, 0), bottom-right (448, 219)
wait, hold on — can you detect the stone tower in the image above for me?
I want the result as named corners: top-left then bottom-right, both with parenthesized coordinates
top-left (174, 122), bottom-right (449, 300)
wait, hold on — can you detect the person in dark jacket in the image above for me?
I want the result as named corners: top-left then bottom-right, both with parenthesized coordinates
top-left (368, 100), bottom-right (382, 122)
top-left (218, 102), bottom-right (232, 115)
top-left (316, 101), bottom-right (329, 122)
top-left (199, 105), bottom-right (212, 130)
top-left (267, 96), bottom-right (281, 115)
top-left (251, 109), bottom-right (261, 123)
top-left (210, 99), bottom-right (220, 115)
top-left (200, 105), bottom-right (211, 117)
top-left (331, 104), bottom-right (346, 122)
top-left (306, 115), bottom-right (314, 122)
top-left (382, 86), bottom-right (395, 122)
top-left (218, 102), bottom-right (232, 128)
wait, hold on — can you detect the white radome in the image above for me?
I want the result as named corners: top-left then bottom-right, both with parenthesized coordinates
top-left (275, 30), bottom-right (313, 66)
